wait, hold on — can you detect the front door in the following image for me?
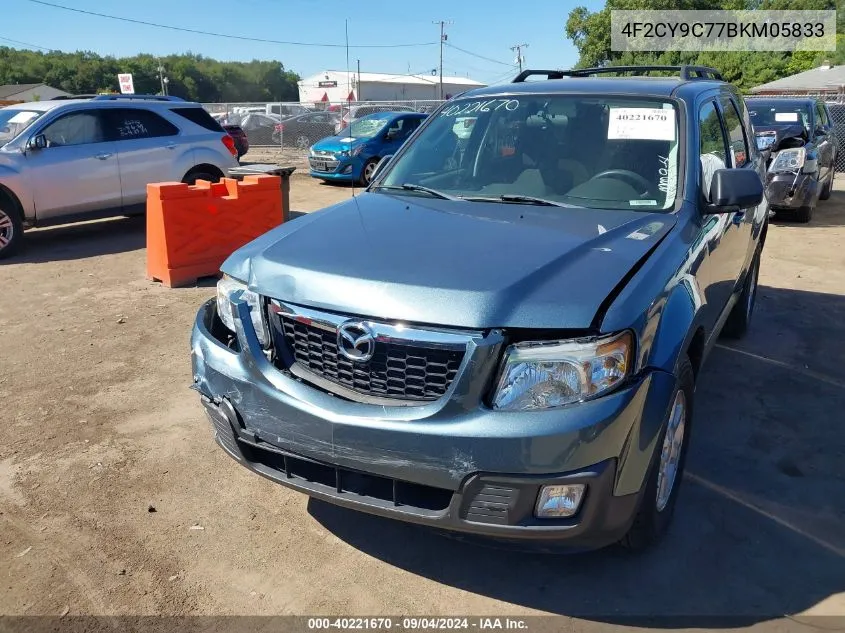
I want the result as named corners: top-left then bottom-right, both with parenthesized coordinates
top-left (25, 109), bottom-right (121, 221)
top-left (695, 98), bottom-right (748, 330)
top-left (103, 108), bottom-right (181, 211)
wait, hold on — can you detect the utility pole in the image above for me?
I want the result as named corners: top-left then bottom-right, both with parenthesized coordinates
top-left (510, 43), bottom-right (528, 73)
top-left (433, 20), bottom-right (452, 100)
top-left (357, 59), bottom-right (361, 101)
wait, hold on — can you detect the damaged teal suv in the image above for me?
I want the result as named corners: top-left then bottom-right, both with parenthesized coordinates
top-left (191, 66), bottom-right (769, 551)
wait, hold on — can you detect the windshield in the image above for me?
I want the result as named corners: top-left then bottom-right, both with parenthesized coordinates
top-left (378, 95), bottom-right (680, 211)
top-left (748, 102), bottom-right (811, 131)
top-left (0, 109), bottom-right (44, 144)
top-left (337, 114), bottom-right (389, 139)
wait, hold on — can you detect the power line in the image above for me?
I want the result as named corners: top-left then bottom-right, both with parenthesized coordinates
top-left (24, 0), bottom-right (437, 49)
top-left (443, 42), bottom-right (512, 67)
top-left (0, 35), bottom-right (52, 51)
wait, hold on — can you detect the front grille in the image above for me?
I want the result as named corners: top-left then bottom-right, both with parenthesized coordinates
top-left (277, 316), bottom-right (465, 401)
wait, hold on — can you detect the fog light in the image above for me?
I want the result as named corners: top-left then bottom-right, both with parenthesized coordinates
top-left (342, 165), bottom-right (353, 174)
top-left (535, 484), bottom-right (585, 518)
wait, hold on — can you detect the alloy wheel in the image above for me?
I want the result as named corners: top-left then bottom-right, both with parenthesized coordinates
top-left (656, 389), bottom-right (687, 512)
top-left (0, 208), bottom-right (14, 250)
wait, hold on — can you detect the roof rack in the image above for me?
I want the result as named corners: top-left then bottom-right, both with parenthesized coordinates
top-left (92, 94), bottom-right (184, 102)
top-left (512, 65), bottom-right (723, 83)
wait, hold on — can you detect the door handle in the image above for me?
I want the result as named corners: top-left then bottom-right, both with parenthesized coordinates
top-left (165, 144), bottom-right (177, 150)
top-left (94, 153), bottom-right (112, 160)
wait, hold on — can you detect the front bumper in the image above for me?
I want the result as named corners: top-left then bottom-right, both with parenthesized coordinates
top-left (308, 155), bottom-right (360, 180)
top-left (191, 300), bottom-right (678, 548)
top-left (765, 171), bottom-right (818, 210)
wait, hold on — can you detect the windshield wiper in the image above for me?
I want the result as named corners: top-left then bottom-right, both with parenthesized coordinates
top-left (462, 194), bottom-right (572, 208)
top-left (377, 184), bottom-right (461, 200)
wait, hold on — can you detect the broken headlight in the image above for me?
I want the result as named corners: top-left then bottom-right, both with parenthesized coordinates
top-left (769, 148), bottom-right (805, 173)
top-left (216, 274), bottom-right (269, 347)
top-left (491, 332), bottom-right (633, 411)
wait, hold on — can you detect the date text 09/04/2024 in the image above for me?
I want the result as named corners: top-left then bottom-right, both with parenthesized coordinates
top-left (307, 618), bottom-right (529, 630)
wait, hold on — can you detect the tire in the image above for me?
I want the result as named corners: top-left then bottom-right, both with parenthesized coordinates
top-left (818, 170), bottom-right (833, 201)
top-left (620, 355), bottom-right (695, 552)
top-left (358, 158), bottom-right (379, 187)
top-left (182, 170), bottom-right (221, 185)
top-left (0, 200), bottom-right (24, 260)
top-left (722, 246), bottom-right (761, 339)
top-left (795, 204), bottom-right (813, 223)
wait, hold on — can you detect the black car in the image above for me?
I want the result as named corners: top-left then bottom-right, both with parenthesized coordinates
top-left (746, 97), bottom-right (837, 222)
top-left (270, 111), bottom-right (341, 148)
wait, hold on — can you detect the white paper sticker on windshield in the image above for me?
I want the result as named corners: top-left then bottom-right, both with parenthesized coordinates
top-left (608, 108), bottom-right (675, 141)
top-left (8, 111), bottom-right (38, 124)
top-left (775, 112), bottom-right (799, 122)
top-left (629, 199), bottom-right (658, 206)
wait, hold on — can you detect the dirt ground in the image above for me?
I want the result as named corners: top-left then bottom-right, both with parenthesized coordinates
top-left (1, 172), bottom-right (844, 630)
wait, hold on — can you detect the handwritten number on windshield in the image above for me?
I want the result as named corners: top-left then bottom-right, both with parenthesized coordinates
top-left (440, 99), bottom-right (520, 118)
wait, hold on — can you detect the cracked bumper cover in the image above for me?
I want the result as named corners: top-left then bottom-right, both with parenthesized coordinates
top-left (765, 171), bottom-right (818, 210)
top-left (190, 299), bottom-right (678, 548)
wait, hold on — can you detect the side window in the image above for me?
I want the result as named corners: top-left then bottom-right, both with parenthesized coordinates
top-left (719, 97), bottom-right (750, 167)
top-left (699, 100), bottom-right (729, 200)
top-left (41, 111), bottom-right (105, 147)
top-left (402, 117), bottom-right (423, 136)
top-left (104, 108), bottom-right (179, 141)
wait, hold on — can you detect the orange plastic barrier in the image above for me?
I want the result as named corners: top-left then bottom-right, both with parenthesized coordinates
top-left (146, 175), bottom-right (283, 287)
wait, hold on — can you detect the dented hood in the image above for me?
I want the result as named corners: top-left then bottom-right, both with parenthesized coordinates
top-left (222, 192), bottom-right (676, 330)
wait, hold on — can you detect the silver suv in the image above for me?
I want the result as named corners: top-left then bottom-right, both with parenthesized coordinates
top-left (0, 94), bottom-right (240, 258)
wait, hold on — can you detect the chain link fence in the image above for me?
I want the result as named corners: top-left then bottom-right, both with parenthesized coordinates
top-left (203, 100), bottom-right (444, 170)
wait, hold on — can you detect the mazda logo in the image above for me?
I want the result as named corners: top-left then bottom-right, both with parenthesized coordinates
top-left (337, 321), bottom-right (375, 362)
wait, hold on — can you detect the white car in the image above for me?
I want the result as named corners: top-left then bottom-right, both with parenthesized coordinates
top-left (0, 94), bottom-right (239, 258)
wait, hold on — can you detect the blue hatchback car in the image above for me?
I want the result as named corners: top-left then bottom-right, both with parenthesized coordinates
top-left (308, 111), bottom-right (427, 185)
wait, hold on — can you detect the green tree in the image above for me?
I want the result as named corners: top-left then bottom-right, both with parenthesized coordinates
top-left (564, 0), bottom-right (839, 90)
top-left (0, 47), bottom-right (301, 102)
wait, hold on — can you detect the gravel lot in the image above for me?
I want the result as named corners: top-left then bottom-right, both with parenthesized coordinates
top-left (1, 172), bottom-right (844, 629)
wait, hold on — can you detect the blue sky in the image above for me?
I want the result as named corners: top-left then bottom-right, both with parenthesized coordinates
top-left (2, 0), bottom-right (604, 85)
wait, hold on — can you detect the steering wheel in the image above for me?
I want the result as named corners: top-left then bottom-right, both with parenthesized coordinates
top-left (590, 169), bottom-right (653, 195)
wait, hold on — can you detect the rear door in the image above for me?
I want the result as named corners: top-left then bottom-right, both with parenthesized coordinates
top-left (25, 108), bottom-right (122, 220)
top-left (103, 107), bottom-right (180, 210)
top-left (814, 101), bottom-right (834, 182)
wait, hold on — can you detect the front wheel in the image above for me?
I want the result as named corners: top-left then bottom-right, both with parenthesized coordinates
top-left (358, 158), bottom-right (379, 187)
top-left (0, 201), bottom-right (24, 260)
top-left (620, 355), bottom-right (694, 552)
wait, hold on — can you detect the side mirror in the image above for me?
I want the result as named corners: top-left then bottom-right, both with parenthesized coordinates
top-left (27, 134), bottom-right (47, 151)
top-left (371, 154), bottom-right (393, 182)
top-left (707, 169), bottom-right (764, 211)
top-left (815, 126), bottom-right (827, 138)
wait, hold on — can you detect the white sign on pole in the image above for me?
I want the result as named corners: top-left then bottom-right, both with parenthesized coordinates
top-left (118, 73), bottom-right (135, 94)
